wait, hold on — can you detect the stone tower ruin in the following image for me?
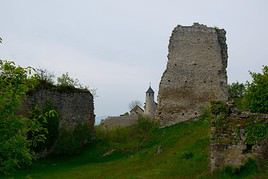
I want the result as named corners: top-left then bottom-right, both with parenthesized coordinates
top-left (157, 23), bottom-right (228, 126)
top-left (144, 86), bottom-right (157, 117)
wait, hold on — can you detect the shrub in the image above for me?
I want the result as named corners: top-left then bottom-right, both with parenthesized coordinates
top-left (57, 72), bottom-right (79, 89)
top-left (210, 101), bottom-right (230, 128)
top-left (0, 116), bottom-right (32, 174)
top-left (96, 125), bottom-right (133, 146)
top-left (0, 60), bottom-right (45, 174)
top-left (135, 115), bottom-right (159, 134)
top-left (54, 123), bottom-right (94, 156)
top-left (28, 102), bottom-right (59, 153)
top-left (210, 101), bottom-right (229, 116)
top-left (42, 104), bottom-right (59, 150)
top-left (245, 123), bottom-right (268, 145)
top-left (55, 72), bottom-right (94, 93)
top-left (181, 151), bottom-right (194, 160)
top-left (96, 116), bottom-right (159, 153)
top-left (198, 107), bottom-right (212, 123)
top-left (33, 69), bottom-right (55, 89)
top-left (228, 82), bottom-right (246, 99)
top-left (222, 158), bottom-right (258, 177)
top-left (244, 66), bottom-right (268, 113)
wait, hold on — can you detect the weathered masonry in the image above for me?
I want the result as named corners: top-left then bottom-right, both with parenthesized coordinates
top-left (210, 103), bottom-right (268, 172)
top-left (157, 23), bottom-right (228, 126)
top-left (19, 88), bottom-right (95, 128)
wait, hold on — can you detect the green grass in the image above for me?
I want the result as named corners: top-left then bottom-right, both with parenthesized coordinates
top-left (5, 118), bottom-right (268, 178)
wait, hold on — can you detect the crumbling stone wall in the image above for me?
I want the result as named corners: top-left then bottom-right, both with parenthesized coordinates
top-left (210, 103), bottom-right (268, 172)
top-left (19, 89), bottom-right (95, 128)
top-left (157, 23), bottom-right (228, 126)
top-left (100, 114), bottom-right (139, 130)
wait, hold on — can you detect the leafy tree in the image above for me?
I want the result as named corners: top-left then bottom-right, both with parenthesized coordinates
top-left (244, 66), bottom-right (268, 113)
top-left (0, 60), bottom-right (33, 173)
top-left (228, 82), bottom-right (245, 99)
top-left (35, 68), bottom-right (55, 86)
top-left (0, 60), bottom-right (48, 174)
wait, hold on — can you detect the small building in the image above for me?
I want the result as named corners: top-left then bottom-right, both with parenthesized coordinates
top-left (130, 105), bottom-right (144, 115)
top-left (100, 86), bottom-right (157, 129)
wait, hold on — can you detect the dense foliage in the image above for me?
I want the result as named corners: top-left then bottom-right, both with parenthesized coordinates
top-left (245, 123), bottom-right (268, 145)
top-left (244, 66), bottom-right (268, 113)
top-left (0, 61), bottom-right (61, 174)
top-left (228, 66), bottom-right (268, 113)
top-left (0, 61), bottom-right (41, 174)
top-left (210, 101), bottom-right (229, 116)
top-left (228, 82), bottom-right (245, 99)
top-left (0, 60), bottom-right (96, 175)
top-left (54, 123), bottom-right (94, 156)
top-left (28, 103), bottom-right (59, 153)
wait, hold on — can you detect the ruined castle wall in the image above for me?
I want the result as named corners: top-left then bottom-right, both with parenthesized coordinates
top-left (100, 115), bottom-right (139, 130)
top-left (157, 23), bottom-right (228, 126)
top-left (19, 89), bottom-right (95, 128)
top-left (210, 109), bottom-right (268, 172)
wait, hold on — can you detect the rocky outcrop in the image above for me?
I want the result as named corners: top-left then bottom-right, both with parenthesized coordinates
top-left (157, 23), bottom-right (228, 126)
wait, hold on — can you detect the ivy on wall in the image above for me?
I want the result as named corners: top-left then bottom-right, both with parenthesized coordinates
top-left (245, 123), bottom-right (268, 145)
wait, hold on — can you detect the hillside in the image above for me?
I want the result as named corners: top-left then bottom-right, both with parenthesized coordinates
top-left (11, 118), bottom-right (267, 178)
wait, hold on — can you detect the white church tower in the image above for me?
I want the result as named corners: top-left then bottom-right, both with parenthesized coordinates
top-left (144, 86), bottom-right (157, 117)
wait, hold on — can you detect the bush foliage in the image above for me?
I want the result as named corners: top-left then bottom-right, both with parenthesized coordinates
top-left (54, 123), bottom-right (94, 156)
top-left (0, 61), bottom-right (61, 174)
top-left (96, 116), bottom-right (159, 153)
top-left (228, 66), bottom-right (268, 113)
top-left (244, 66), bottom-right (268, 113)
top-left (222, 158), bottom-right (258, 177)
top-left (28, 103), bottom-right (59, 153)
top-left (245, 123), bottom-right (268, 145)
top-left (0, 61), bottom-right (43, 174)
top-left (210, 101), bottom-right (229, 116)
top-left (228, 82), bottom-right (246, 99)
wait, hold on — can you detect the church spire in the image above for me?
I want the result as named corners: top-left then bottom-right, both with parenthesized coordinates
top-left (146, 86), bottom-right (154, 93)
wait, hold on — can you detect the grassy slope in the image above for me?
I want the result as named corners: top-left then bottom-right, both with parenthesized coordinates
top-left (10, 119), bottom-right (267, 179)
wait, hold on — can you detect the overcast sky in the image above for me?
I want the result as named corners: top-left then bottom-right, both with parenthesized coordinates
top-left (1, 0), bottom-right (268, 122)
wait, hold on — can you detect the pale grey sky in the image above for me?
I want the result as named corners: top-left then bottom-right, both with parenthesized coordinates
top-left (1, 0), bottom-right (268, 122)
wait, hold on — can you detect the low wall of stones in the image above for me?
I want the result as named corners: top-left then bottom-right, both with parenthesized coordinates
top-left (100, 115), bottom-right (139, 130)
top-left (210, 104), bottom-right (268, 172)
